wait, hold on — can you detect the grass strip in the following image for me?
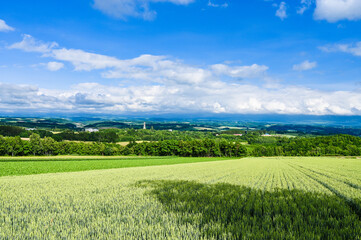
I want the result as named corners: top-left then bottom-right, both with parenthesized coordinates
top-left (0, 156), bottom-right (236, 177)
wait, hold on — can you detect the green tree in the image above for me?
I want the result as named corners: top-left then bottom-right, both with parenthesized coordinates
top-left (30, 133), bottom-right (43, 155)
top-left (42, 137), bottom-right (57, 156)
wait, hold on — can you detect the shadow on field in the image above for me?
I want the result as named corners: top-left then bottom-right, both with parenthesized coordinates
top-left (137, 180), bottom-right (361, 240)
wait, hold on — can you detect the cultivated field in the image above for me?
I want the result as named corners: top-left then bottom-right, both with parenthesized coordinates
top-left (0, 157), bottom-right (360, 239)
top-left (0, 156), bottom-right (232, 177)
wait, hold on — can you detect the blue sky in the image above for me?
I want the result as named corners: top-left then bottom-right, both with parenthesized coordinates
top-left (1, 0), bottom-right (361, 115)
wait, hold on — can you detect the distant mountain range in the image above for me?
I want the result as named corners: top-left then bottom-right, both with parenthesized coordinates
top-left (1, 113), bottom-right (361, 127)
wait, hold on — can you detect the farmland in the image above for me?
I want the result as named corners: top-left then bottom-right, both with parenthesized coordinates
top-left (0, 156), bottom-right (233, 177)
top-left (0, 157), bottom-right (361, 239)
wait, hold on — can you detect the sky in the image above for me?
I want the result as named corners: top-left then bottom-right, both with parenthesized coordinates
top-left (1, 0), bottom-right (361, 116)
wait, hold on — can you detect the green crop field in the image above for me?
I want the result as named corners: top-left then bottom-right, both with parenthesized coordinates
top-left (0, 156), bottom-right (233, 177)
top-left (1, 157), bottom-right (361, 239)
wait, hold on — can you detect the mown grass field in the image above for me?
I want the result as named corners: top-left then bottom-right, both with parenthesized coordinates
top-left (0, 157), bottom-right (361, 239)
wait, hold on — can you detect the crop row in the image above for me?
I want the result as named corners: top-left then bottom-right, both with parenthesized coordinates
top-left (143, 180), bottom-right (361, 239)
top-left (0, 157), bottom-right (360, 239)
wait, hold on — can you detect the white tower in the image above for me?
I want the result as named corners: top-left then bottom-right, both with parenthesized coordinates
top-left (143, 122), bottom-right (146, 129)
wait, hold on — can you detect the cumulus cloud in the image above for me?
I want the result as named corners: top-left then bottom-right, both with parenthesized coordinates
top-left (102, 59), bottom-right (213, 85)
top-left (8, 34), bottom-right (58, 53)
top-left (0, 19), bottom-right (14, 32)
top-left (0, 83), bottom-right (68, 111)
top-left (276, 2), bottom-right (287, 20)
top-left (314, 0), bottom-right (361, 22)
top-left (9, 35), bottom-right (268, 86)
top-left (211, 64), bottom-right (268, 78)
top-left (1, 81), bottom-right (361, 115)
top-left (46, 62), bottom-right (64, 71)
top-left (93, 0), bottom-right (194, 20)
top-left (51, 48), bottom-right (125, 71)
top-left (50, 48), bottom-right (212, 85)
top-left (320, 42), bottom-right (361, 56)
top-left (9, 34), bottom-right (361, 115)
top-left (292, 60), bottom-right (317, 71)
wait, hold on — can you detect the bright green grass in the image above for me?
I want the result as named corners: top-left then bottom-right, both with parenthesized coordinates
top-left (0, 157), bottom-right (360, 239)
top-left (0, 156), bottom-right (234, 177)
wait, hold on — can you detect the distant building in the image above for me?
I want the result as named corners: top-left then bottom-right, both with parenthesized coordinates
top-left (168, 129), bottom-right (173, 132)
top-left (262, 133), bottom-right (271, 137)
top-left (233, 134), bottom-right (243, 136)
top-left (143, 122), bottom-right (146, 130)
top-left (85, 128), bottom-right (99, 133)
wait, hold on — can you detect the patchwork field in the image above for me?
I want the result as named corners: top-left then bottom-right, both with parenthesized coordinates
top-left (0, 157), bottom-right (361, 239)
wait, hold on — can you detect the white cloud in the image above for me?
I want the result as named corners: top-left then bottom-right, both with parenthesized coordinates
top-left (211, 64), bottom-right (268, 78)
top-left (51, 48), bottom-right (211, 85)
top-left (208, 1), bottom-right (228, 8)
top-left (314, 0), bottom-right (361, 22)
top-left (9, 35), bottom-right (268, 86)
top-left (46, 62), bottom-right (64, 71)
top-left (0, 83), bottom-right (68, 111)
top-left (1, 81), bottom-right (361, 115)
top-left (51, 48), bottom-right (125, 71)
top-left (292, 60), bottom-right (317, 71)
top-left (102, 57), bottom-right (214, 85)
top-left (297, 6), bottom-right (307, 15)
top-left (0, 19), bottom-right (14, 32)
top-left (320, 42), bottom-right (361, 56)
top-left (9, 35), bottom-right (361, 115)
top-left (276, 2), bottom-right (287, 20)
top-left (93, 0), bottom-right (194, 20)
top-left (297, 0), bottom-right (313, 15)
top-left (8, 34), bottom-right (58, 53)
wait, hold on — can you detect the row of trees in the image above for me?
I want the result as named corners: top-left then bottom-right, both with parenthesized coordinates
top-left (0, 126), bottom-right (219, 143)
top-left (1, 133), bottom-right (360, 157)
top-left (251, 134), bottom-right (361, 156)
top-left (130, 139), bottom-right (247, 157)
top-left (0, 134), bottom-right (247, 157)
top-left (49, 128), bottom-right (221, 142)
top-left (0, 134), bottom-right (123, 156)
top-left (0, 125), bottom-right (272, 144)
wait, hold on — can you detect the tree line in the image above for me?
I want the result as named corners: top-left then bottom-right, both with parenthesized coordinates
top-left (250, 134), bottom-right (361, 156)
top-left (0, 125), bottom-right (271, 143)
top-left (0, 134), bottom-right (247, 157)
top-left (0, 126), bottom-right (218, 143)
top-left (0, 133), bottom-right (360, 157)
